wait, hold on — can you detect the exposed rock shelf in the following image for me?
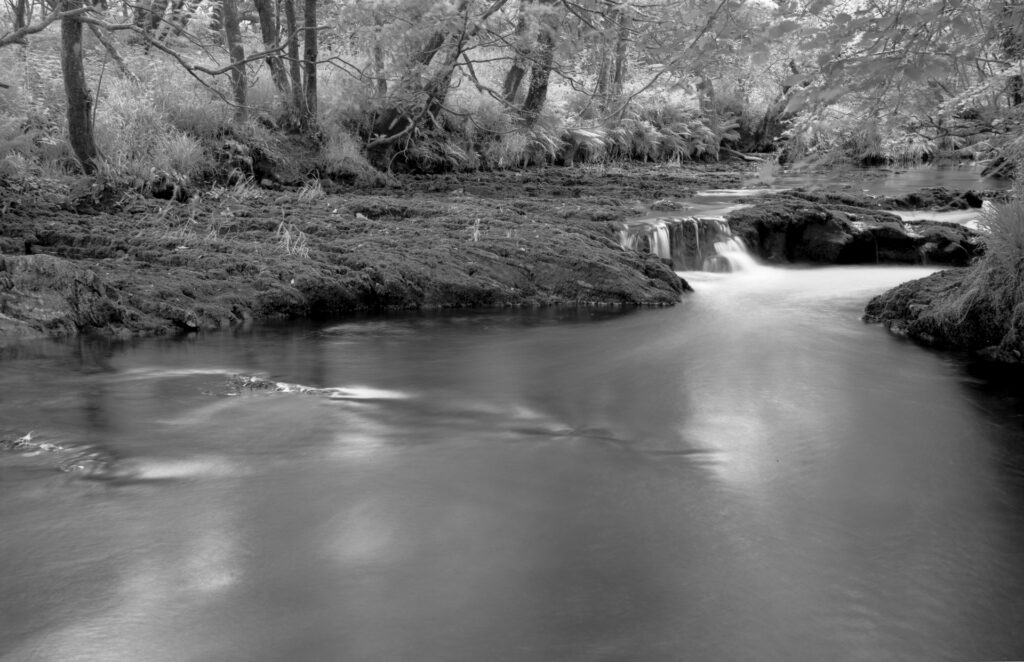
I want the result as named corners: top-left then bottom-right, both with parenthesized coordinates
top-left (725, 191), bottom-right (981, 266)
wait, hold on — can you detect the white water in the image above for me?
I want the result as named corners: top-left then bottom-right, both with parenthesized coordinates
top-left (620, 213), bottom-right (761, 273)
top-left (708, 236), bottom-right (761, 272)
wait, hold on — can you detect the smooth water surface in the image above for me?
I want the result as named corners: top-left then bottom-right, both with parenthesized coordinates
top-left (773, 163), bottom-right (1013, 196)
top-left (646, 165), bottom-right (1010, 221)
top-left (3, 266), bottom-right (1024, 661)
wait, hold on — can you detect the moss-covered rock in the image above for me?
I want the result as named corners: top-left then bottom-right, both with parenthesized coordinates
top-left (0, 165), bottom-right (698, 343)
top-left (863, 268), bottom-right (1024, 363)
top-left (726, 194), bottom-right (981, 266)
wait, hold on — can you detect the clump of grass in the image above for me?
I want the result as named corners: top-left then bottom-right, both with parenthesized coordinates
top-left (276, 221), bottom-right (310, 258)
top-left (320, 130), bottom-right (379, 181)
top-left (883, 134), bottom-right (935, 165)
top-left (228, 176), bottom-right (263, 201)
top-left (751, 153), bottom-right (781, 185)
top-left (92, 78), bottom-right (206, 189)
top-left (923, 194), bottom-right (1024, 354)
top-left (297, 179), bottom-right (325, 202)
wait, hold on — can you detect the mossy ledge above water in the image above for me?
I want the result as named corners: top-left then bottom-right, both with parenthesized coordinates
top-left (1, 166), bottom-right (719, 343)
top-left (864, 269), bottom-right (1024, 363)
top-left (864, 197), bottom-right (1024, 365)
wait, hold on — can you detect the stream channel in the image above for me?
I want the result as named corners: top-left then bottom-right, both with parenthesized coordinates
top-left (2, 165), bottom-right (1023, 661)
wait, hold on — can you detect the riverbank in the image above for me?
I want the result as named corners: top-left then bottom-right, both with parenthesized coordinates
top-left (864, 197), bottom-right (1024, 364)
top-left (2, 164), bottom-right (747, 342)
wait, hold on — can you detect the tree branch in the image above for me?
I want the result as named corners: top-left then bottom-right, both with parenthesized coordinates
top-left (0, 6), bottom-right (92, 48)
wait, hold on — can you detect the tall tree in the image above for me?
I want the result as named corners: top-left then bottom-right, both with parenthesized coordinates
top-left (60, 0), bottom-right (98, 174)
top-left (519, 0), bottom-right (558, 124)
top-left (283, 0), bottom-right (303, 120)
top-left (301, 0), bottom-right (317, 131)
top-left (253, 0), bottom-right (290, 96)
top-left (13, 0), bottom-right (28, 30)
top-left (221, 0), bottom-right (246, 122)
top-left (1001, 0), bottom-right (1023, 105)
top-left (502, 0), bottom-right (532, 103)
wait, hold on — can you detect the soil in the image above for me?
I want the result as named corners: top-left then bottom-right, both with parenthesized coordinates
top-left (1, 163), bottom-right (742, 343)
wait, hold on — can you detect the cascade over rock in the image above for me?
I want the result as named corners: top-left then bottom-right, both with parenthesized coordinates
top-left (618, 190), bottom-right (983, 270)
top-left (619, 217), bottom-right (755, 272)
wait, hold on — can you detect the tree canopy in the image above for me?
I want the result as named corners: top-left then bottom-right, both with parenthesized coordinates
top-left (0, 0), bottom-right (1020, 184)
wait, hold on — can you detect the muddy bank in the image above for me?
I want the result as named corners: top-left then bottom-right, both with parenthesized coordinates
top-left (1, 164), bottom-right (731, 342)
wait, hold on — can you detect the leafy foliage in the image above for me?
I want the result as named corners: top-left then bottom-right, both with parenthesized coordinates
top-left (0, 0), bottom-right (1021, 186)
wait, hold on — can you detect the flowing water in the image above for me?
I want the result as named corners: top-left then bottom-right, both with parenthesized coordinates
top-left (3, 167), bottom-right (1024, 661)
top-left (3, 265), bottom-right (1024, 661)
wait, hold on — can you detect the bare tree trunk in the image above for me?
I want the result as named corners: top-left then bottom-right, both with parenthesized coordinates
top-left (609, 5), bottom-right (630, 105)
top-left (501, 0), bottom-right (532, 103)
top-left (14, 0), bottom-right (28, 30)
top-left (423, 21), bottom-right (470, 118)
top-left (301, 0), bottom-right (317, 131)
top-left (147, 0), bottom-right (169, 33)
top-left (1002, 0), bottom-right (1023, 105)
top-left (221, 0), bottom-right (247, 122)
top-left (61, 0), bottom-right (98, 174)
top-left (372, 10), bottom-right (387, 96)
top-left (372, 44), bottom-right (387, 95)
top-left (594, 54), bottom-right (610, 110)
top-left (520, 0), bottom-right (558, 125)
top-left (283, 0), bottom-right (303, 119)
top-left (253, 0), bottom-right (290, 96)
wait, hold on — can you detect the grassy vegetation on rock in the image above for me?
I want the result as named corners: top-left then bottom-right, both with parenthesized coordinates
top-left (865, 195), bottom-right (1024, 362)
top-left (0, 164), bottom-right (714, 342)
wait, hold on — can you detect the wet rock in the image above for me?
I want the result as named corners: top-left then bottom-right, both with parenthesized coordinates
top-left (780, 186), bottom-right (988, 211)
top-left (864, 268), bottom-right (1024, 363)
top-left (726, 195), bottom-right (980, 266)
top-left (908, 221), bottom-right (980, 266)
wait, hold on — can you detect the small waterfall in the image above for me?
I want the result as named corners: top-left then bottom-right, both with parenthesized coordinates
top-left (619, 216), bottom-right (759, 273)
top-left (707, 236), bottom-right (760, 272)
top-left (650, 223), bottom-right (671, 261)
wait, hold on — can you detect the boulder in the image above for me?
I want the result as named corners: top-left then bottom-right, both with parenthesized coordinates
top-left (726, 195), bottom-right (980, 266)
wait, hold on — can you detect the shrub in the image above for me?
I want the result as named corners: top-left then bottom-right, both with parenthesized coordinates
top-left (92, 77), bottom-right (206, 189)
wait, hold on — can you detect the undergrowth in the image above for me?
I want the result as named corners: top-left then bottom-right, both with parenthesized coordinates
top-left (922, 192), bottom-right (1024, 354)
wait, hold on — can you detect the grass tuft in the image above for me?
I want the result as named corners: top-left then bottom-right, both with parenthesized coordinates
top-left (276, 221), bottom-right (311, 258)
top-left (922, 194), bottom-right (1024, 352)
top-left (297, 179), bottom-right (325, 202)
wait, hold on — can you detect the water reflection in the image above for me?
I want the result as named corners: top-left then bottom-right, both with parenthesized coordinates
top-left (3, 267), bottom-right (1024, 661)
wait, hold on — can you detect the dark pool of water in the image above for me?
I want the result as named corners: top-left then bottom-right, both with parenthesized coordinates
top-left (2, 265), bottom-right (1024, 661)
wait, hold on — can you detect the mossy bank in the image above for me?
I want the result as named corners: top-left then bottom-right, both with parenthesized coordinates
top-left (0, 165), bottom-right (737, 342)
top-left (864, 196), bottom-right (1024, 364)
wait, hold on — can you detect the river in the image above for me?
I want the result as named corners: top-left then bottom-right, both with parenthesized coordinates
top-left (3, 259), bottom-right (1024, 661)
top-left (4, 163), bottom-right (1024, 661)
